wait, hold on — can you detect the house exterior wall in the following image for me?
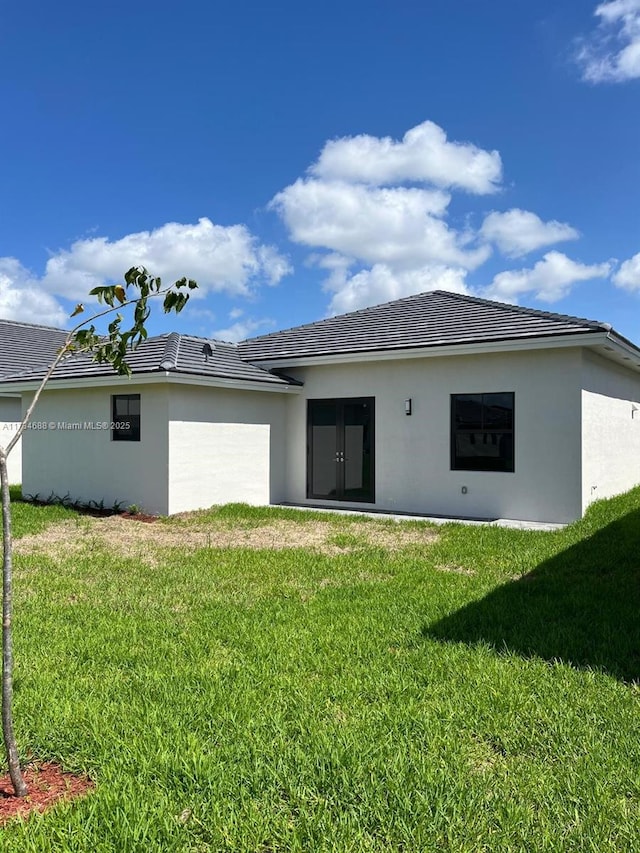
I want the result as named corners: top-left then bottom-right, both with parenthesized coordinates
top-left (581, 350), bottom-right (640, 512)
top-left (17, 344), bottom-right (640, 524)
top-left (166, 384), bottom-right (288, 514)
top-left (21, 384), bottom-right (170, 513)
top-left (0, 426), bottom-right (21, 484)
top-left (0, 397), bottom-right (21, 421)
top-left (0, 397), bottom-right (22, 483)
top-left (18, 381), bottom-right (289, 516)
top-left (282, 347), bottom-right (584, 524)
top-left (0, 430), bottom-right (21, 484)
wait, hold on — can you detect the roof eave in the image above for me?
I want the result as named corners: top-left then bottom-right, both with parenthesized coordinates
top-left (242, 330), bottom-right (637, 369)
top-left (0, 371), bottom-right (302, 394)
top-left (599, 330), bottom-right (640, 370)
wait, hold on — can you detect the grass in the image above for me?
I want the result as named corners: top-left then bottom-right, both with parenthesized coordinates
top-left (0, 486), bottom-right (638, 851)
top-left (6, 485), bottom-right (79, 539)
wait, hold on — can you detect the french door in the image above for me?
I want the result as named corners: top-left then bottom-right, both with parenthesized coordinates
top-left (307, 398), bottom-right (375, 502)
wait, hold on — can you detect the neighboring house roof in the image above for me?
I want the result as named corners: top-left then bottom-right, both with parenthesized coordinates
top-left (0, 319), bottom-right (68, 379)
top-left (238, 290), bottom-right (624, 362)
top-left (0, 332), bottom-right (298, 387)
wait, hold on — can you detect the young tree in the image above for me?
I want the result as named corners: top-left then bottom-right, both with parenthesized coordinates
top-left (0, 267), bottom-right (197, 796)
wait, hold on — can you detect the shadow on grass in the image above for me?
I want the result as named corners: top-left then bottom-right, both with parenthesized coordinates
top-left (425, 508), bottom-right (640, 683)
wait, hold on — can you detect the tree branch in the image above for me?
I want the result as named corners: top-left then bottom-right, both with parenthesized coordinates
top-left (3, 284), bottom-right (179, 457)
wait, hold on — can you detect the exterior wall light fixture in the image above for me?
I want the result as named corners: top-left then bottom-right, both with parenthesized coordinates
top-left (405, 398), bottom-right (412, 416)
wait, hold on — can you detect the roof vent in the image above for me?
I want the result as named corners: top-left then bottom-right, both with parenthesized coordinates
top-left (202, 342), bottom-right (214, 361)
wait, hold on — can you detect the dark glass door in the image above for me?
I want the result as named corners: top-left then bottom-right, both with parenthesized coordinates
top-left (307, 398), bottom-right (374, 502)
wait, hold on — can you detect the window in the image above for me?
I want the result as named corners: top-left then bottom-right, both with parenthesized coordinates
top-left (451, 393), bottom-right (514, 472)
top-left (112, 394), bottom-right (141, 442)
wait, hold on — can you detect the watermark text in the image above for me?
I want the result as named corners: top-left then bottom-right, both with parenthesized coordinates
top-left (2, 421), bottom-right (130, 432)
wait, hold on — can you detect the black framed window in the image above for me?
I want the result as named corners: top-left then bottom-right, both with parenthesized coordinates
top-left (451, 393), bottom-right (514, 472)
top-left (112, 394), bottom-right (140, 442)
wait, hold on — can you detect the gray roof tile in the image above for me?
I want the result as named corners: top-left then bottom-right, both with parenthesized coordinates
top-left (2, 290), bottom-right (633, 388)
top-left (0, 320), bottom-right (68, 379)
top-left (238, 290), bottom-right (616, 362)
top-left (0, 333), bottom-right (298, 387)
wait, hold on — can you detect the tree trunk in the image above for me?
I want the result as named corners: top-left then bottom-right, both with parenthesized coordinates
top-left (0, 452), bottom-right (27, 796)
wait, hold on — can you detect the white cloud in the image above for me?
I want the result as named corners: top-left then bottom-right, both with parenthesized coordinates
top-left (271, 122), bottom-right (498, 312)
top-left (272, 120), bottom-right (607, 314)
top-left (256, 245), bottom-right (293, 285)
top-left (485, 251), bottom-right (612, 303)
top-left (0, 258), bottom-right (67, 326)
top-left (271, 179), bottom-right (488, 270)
top-left (480, 209), bottom-right (579, 258)
top-left (576, 1), bottom-right (640, 82)
top-left (311, 121), bottom-right (502, 194)
top-left (212, 316), bottom-right (275, 343)
top-left (612, 251), bottom-right (640, 289)
top-left (326, 263), bottom-right (469, 315)
top-left (41, 218), bottom-right (292, 301)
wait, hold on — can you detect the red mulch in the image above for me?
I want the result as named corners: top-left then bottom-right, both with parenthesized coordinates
top-left (0, 763), bottom-right (94, 825)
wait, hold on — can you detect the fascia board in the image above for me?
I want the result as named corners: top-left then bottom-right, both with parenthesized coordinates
top-left (250, 332), bottom-right (614, 369)
top-left (0, 372), bottom-right (301, 395)
top-left (164, 374), bottom-right (301, 393)
top-left (602, 332), bottom-right (640, 368)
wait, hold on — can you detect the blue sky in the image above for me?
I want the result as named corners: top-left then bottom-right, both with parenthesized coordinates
top-left (1, 0), bottom-right (639, 343)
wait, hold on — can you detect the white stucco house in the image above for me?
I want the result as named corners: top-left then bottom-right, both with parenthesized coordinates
top-left (0, 319), bottom-right (68, 485)
top-left (2, 290), bottom-right (640, 524)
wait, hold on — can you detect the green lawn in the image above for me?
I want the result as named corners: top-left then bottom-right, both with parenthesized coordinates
top-left (0, 486), bottom-right (638, 851)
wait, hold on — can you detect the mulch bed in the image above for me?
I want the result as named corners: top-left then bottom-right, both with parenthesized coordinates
top-left (22, 498), bottom-right (159, 523)
top-left (0, 763), bottom-right (94, 825)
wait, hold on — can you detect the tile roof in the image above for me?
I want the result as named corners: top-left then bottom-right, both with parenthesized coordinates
top-left (0, 332), bottom-right (298, 387)
top-left (0, 320), bottom-right (68, 379)
top-left (1, 290), bottom-right (634, 389)
top-left (238, 290), bottom-right (617, 362)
